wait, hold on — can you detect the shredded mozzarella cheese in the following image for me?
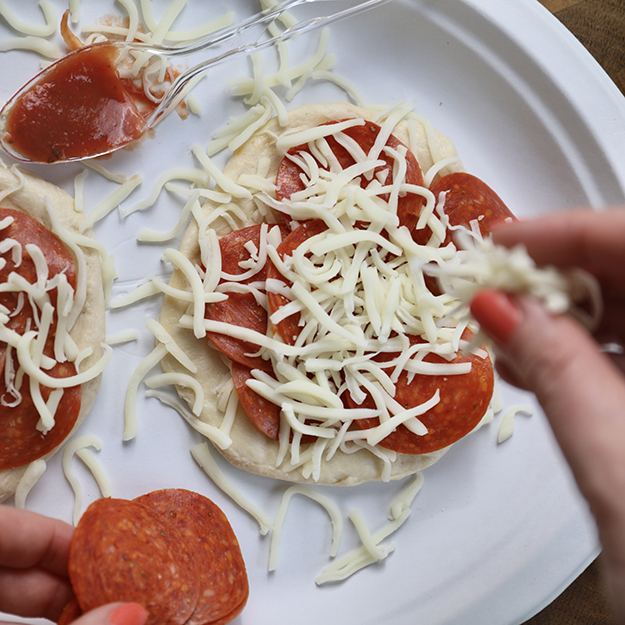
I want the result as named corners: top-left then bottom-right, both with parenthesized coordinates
top-left (146, 390), bottom-right (232, 449)
top-left (62, 435), bottom-right (109, 525)
top-left (14, 459), bottom-right (47, 509)
top-left (268, 486), bottom-right (343, 572)
top-left (315, 474), bottom-right (424, 584)
top-left (191, 442), bottom-right (272, 535)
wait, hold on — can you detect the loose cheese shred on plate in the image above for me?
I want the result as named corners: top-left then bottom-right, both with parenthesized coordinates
top-left (14, 458), bottom-right (47, 509)
top-left (113, 0), bottom-right (139, 42)
top-left (137, 190), bottom-right (200, 244)
top-left (68, 0), bottom-right (80, 23)
top-left (192, 146), bottom-right (252, 200)
top-left (106, 329), bottom-right (140, 346)
top-left (123, 344), bottom-right (168, 441)
top-left (146, 389), bottom-right (232, 449)
top-left (82, 174), bottom-right (142, 231)
top-left (73, 170), bottom-right (88, 213)
top-left (145, 371), bottom-right (204, 416)
top-left (315, 474), bottom-right (424, 585)
top-left (0, 0), bottom-right (57, 38)
top-left (497, 404), bottom-right (533, 444)
top-left (268, 486), bottom-right (343, 572)
top-left (347, 510), bottom-right (391, 561)
top-left (191, 442), bottom-right (272, 535)
top-left (83, 161), bottom-right (129, 184)
top-left (75, 447), bottom-right (112, 498)
top-left (110, 281), bottom-right (161, 309)
top-left (207, 105), bottom-right (268, 157)
top-left (121, 168), bottom-right (209, 218)
top-left (0, 36), bottom-right (62, 59)
top-left (62, 434), bottom-right (109, 525)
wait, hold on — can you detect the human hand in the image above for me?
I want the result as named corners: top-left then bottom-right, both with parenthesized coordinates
top-left (470, 210), bottom-right (625, 623)
top-left (0, 505), bottom-right (148, 625)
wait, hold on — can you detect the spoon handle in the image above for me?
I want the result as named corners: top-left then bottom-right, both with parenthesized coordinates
top-left (153, 0), bottom-right (326, 57)
top-left (147, 0), bottom-right (393, 128)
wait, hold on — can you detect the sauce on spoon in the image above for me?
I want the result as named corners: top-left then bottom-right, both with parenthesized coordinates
top-left (3, 44), bottom-right (147, 163)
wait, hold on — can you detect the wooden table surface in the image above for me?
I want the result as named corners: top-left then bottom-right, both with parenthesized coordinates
top-left (524, 2), bottom-right (624, 623)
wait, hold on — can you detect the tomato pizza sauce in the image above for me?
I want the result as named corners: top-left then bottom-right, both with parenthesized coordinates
top-left (3, 44), bottom-right (146, 163)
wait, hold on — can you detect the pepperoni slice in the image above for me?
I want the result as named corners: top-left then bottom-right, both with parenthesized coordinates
top-left (0, 360), bottom-right (81, 470)
top-left (205, 225), bottom-right (286, 371)
top-left (429, 173), bottom-right (516, 245)
top-left (275, 120), bottom-right (425, 230)
top-left (68, 498), bottom-right (199, 625)
top-left (57, 598), bottom-right (81, 625)
top-left (347, 333), bottom-right (494, 454)
top-left (0, 208), bottom-right (77, 335)
top-left (136, 489), bottom-right (248, 625)
top-left (419, 173), bottom-right (516, 293)
top-left (265, 219), bottom-right (327, 345)
top-left (231, 362), bottom-right (280, 440)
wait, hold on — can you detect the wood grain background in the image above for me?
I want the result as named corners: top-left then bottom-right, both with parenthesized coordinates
top-left (525, 2), bottom-right (624, 623)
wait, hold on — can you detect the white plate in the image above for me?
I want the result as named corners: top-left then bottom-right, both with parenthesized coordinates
top-left (2, 1), bottom-right (625, 624)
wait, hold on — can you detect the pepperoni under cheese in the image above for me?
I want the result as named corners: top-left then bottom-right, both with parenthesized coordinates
top-left (0, 209), bottom-right (82, 470)
top-left (0, 168), bottom-right (106, 496)
top-left (159, 103), bottom-right (519, 484)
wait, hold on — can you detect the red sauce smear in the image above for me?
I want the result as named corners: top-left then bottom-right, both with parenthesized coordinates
top-left (4, 44), bottom-right (147, 163)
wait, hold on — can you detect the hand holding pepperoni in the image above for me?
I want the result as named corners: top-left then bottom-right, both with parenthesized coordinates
top-left (470, 210), bottom-right (625, 622)
top-left (0, 506), bottom-right (147, 625)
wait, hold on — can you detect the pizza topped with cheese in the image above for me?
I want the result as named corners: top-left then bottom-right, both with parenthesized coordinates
top-left (160, 102), bottom-right (515, 485)
top-left (0, 165), bottom-right (106, 501)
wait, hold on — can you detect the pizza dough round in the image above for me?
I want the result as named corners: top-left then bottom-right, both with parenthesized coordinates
top-left (0, 165), bottom-right (105, 501)
top-left (161, 103), bottom-right (462, 486)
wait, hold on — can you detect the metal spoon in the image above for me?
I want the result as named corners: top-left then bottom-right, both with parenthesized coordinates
top-left (0, 0), bottom-right (391, 164)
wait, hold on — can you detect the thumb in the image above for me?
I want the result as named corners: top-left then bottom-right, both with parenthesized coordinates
top-left (65, 602), bottom-right (148, 625)
top-left (470, 290), bottom-right (625, 517)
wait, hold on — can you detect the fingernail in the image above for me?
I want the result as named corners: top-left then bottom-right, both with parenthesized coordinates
top-left (109, 604), bottom-right (149, 625)
top-left (470, 289), bottom-right (522, 344)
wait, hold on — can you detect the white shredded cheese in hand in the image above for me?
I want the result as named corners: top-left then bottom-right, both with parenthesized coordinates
top-left (427, 235), bottom-right (603, 333)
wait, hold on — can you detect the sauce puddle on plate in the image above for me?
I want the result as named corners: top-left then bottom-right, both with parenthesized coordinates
top-left (3, 44), bottom-right (149, 163)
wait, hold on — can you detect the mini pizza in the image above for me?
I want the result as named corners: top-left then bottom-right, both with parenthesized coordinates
top-left (0, 165), bottom-right (106, 501)
top-left (67, 489), bottom-right (248, 625)
top-left (160, 102), bottom-right (515, 485)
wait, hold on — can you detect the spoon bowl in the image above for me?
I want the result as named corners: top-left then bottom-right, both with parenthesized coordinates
top-left (0, 0), bottom-right (392, 165)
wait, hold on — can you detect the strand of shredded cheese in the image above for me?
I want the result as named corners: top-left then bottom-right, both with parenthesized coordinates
top-left (106, 329), bottom-right (140, 345)
top-left (0, 1), bottom-right (57, 38)
top-left (82, 175), bottom-right (142, 230)
top-left (123, 344), bottom-right (168, 441)
top-left (14, 459), bottom-right (47, 509)
top-left (497, 404), bottom-right (533, 444)
top-left (315, 474), bottom-right (424, 584)
top-left (191, 442), bottom-right (272, 535)
top-left (269, 485), bottom-right (343, 572)
top-left (146, 390), bottom-right (231, 449)
top-left (62, 435), bottom-right (107, 525)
